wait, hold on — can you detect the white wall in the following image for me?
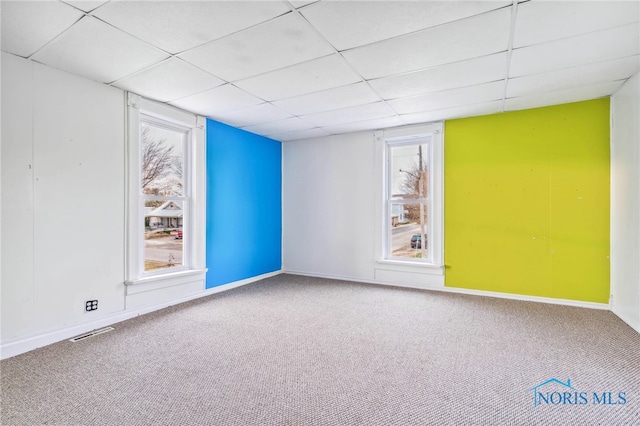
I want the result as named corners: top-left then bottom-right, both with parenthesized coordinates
top-left (611, 72), bottom-right (640, 332)
top-left (1, 52), bottom-right (126, 344)
top-left (1, 54), bottom-right (213, 359)
top-left (282, 131), bottom-right (444, 288)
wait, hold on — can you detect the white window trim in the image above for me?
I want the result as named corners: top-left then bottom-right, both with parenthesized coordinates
top-left (374, 123), bottom-right (444, 275)
top-left (125, 93), bottom-right (207, 290)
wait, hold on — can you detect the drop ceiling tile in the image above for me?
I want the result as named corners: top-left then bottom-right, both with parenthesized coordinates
top-left (505, 80), bottom-right (626, 112)
top-left (301, 1), bottom-right (510, 51)
top-left (300, 102), bottom-right (396, 127)
top-left (370, 52), bottom-right (507, 100)
top-left (342, 7), bottom-right (512, 80)
top-left (388, 81), bottom-right (505, 115)
top-left (62, 1), bottom-right (109, 13)
top-left (235, 54), bottom-right (362, 101)
top-left (510, 24), bottom-right (640, 78)
top-left (30, 16), bottom-right (168, 84)
top-left (401, 100), bottom-right (503, 124)
top-left (290, 0), bottom-right (320, 8)
top-left (242, 117), bottom-right (314, 136)
top-left (112, 58), bottom-right (224, 102)
top-left (169, 84), bottom-right (263, 117)
top-left (273, 82), bottom-right (382, 116)
top-left (92, 1), bottom-right (291, 54)
top-left (270, 128), bottom-right (330, 142)
top-left (513, 1), bottom-right (640, 48)
top-left (507, 56), bottom-right (639, 98)
top-left (178, 13), bottom-right (334, 82)
top-left (1, 1), bottom-right (83, 57)
top-left (321, 116), bottom-right (406, 135)
top-left (210, 103), bottom-right (293, 128)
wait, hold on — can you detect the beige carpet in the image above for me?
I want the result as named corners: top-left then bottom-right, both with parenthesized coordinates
top-left (2, 274), bottom-right (639, 425)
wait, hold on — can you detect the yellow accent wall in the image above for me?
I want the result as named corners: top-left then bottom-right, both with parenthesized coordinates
top-left (444, 99), bottom-right (610, 303)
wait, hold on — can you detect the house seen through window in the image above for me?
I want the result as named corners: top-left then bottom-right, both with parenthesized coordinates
top-left (141, 118), bottom-right (189, 272)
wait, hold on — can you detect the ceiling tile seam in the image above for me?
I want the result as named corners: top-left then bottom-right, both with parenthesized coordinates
top-left (500, 0), bottom-right (519, 113)
top-left (287, 6), bottom-right (402, 119)
top-left (506, 53), bottom-right (640, 83)
top-left (509, 53), bottom-right (640, 80)
top-left (330, 3), bottom-right (514, 54)
top-left (363, 51), bottom-right (507, 86)
top-left (109, 57), bottom-right (231, 103)
top-left (397, 96), bottom-right (506, 116)
top-left (512, 20), bottom-right (640, 51)
top-left (356, 48), bottom-right (512, 83)
top-left (61, 1), bottom-right (105, 14)
top-left (380, 78), bottom-right (508, 103)
top-left (23, 11), bottom-right (88, 60)
top-left (503, 78), bottom-right (629, 101)
top-left (170, 8), bottom-right (297, 57)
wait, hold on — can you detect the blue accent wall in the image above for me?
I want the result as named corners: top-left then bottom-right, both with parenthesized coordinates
top-left (206, 120), bottom-right (282, 288)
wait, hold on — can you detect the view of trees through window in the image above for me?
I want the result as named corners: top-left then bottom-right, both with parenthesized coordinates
top-left (388, 142), bottom-right (429, 260)
top-left (141, 121), bottom-right (187, 272)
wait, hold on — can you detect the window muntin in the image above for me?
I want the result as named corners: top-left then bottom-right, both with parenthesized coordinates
top-left (386, 140), bottom-right (431, 263)
top-left (140, 116), bottom-right (190, 274)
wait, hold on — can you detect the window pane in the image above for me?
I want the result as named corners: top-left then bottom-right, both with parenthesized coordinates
top-left (141, 123), bottom-right (184, 196)
top-left (390, 202), bottom-right (428, 259)
top-left (390, 143), bottom-right (428, 200)
top-left (144, 200), bottom-right (184, 271)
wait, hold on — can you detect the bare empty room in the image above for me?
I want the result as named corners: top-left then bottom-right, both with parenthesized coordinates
top-left (1, 0), bottom-right (639, 424)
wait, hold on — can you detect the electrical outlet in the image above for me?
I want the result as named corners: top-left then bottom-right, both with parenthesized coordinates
top-left (85, 300), bottom-right (98, 312)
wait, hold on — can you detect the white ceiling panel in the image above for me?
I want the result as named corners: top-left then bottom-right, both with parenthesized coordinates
top-left (273, 82), bottom-right (381, 116)
top-left (62, 1), bottom-right (109, 13)
top-left (170, 84), bottom-right (263, 117)
top-left (510, 24), bottom-right (640, 78)
top-left (243, 117), bottom-right (315, 136)
top-left (300, 102), bottom-right (397, 127)
top-left (301, 1), bottom-right (510, 51)
top-left (342, 7), bottom-right (512, 79)
top-left (505, 81), bottom-right (625, 112)
top-left (113, 58), bottom-right (224, 103)
top-left (320, 116), bottom-right (406, 135)
top-left (290, 0), bottom-right (320, 8)
top-left (513, 1), bottom-right (640, 48)
top-left (92, 1), bottom-right (291, 54)
top-left (507, 56), bottom-right (639, 98)
top-left (270, 127), bottom-right (330, 142)
top-left (1, 1), bottom-right (83, 57)
top-left (31, 16), bottom-right (168, 84)
top-left (400, 101), bottom-right (503, 125)
top-left (370, 52), bottom-right (507, 100)
top-left (388, 81), bottom-right (505, 115)
top-left (235, 54), bottom-right (362, 101)
top-left (210, 103), bottom-right (293, 128)
top-left (178, 13), bottom-right (334, 82)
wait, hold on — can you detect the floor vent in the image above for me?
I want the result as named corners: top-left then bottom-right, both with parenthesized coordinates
top-left (69, 327), bottom-right (114, 342)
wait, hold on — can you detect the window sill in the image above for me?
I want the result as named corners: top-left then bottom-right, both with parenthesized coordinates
top-left (125, 268), bottom-right (208, 295)
top-left (375, 259), bottom-right (444, 275)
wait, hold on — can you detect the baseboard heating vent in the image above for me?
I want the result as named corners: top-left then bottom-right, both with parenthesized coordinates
top-left (69, 327), bottom-right (114, 342)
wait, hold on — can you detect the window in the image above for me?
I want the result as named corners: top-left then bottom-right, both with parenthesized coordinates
top-left (387, 140), bottom-right (431, 262)
top-left (140, 117), bottom-right (189, 272)
top-left (126, 94), bottom-right (206, 288)
top-left (376, 123), bottom-right (443, 270)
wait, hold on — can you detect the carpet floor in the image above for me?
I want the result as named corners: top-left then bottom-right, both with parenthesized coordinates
top-left (2, 274), bottom-right (639, 425)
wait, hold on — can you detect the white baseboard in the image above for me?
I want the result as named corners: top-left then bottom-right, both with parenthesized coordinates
top-left (0, 270), bottom-right (282, 360)
top-left (283, 269), bottom-right (611, 310)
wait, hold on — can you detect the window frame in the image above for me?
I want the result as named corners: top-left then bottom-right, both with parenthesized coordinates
top-left (375, 123), bottom-right (444, 273)
top-left (125, 93), bottom-right (206, 289)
